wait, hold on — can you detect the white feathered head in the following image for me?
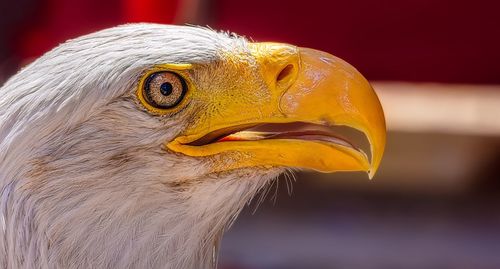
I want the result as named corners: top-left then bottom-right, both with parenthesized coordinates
top-left (0, 24), bottom-right (385, 268)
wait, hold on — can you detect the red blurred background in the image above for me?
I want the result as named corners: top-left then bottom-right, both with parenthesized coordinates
top-left (1, 0), bottom-right (499, 84)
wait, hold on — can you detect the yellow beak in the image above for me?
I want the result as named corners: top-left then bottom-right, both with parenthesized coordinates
top-left (167, 43), bottom-right (386, 178)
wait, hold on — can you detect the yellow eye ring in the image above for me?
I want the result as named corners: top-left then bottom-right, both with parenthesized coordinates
top-left (143, 71), bottom-right (187, 109)
top-left (137, 64), bottom-right (193, 115)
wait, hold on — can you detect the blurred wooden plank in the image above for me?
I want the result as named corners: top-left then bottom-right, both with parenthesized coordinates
top-left (373, 82), bottom-right (500, 136)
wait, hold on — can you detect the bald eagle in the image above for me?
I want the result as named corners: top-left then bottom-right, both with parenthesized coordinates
top-left (0, 24), bottom-right (385, 268)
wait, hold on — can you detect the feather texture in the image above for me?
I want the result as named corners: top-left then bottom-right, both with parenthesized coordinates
top-left (0, 24), bottom-right (281, 269)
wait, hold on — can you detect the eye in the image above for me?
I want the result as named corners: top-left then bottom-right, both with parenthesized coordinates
top-left (143, 71), bottom-right (187, 109)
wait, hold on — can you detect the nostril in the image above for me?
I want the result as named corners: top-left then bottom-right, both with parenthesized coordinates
top-left (276, 64), bottom-right (295, 83)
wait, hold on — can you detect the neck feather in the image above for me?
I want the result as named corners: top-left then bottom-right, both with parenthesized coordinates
top-left (0, 153), bottom-right (278, 268)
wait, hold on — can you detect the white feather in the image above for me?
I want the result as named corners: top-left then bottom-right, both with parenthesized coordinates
top-left (0, 24), bottom-right (282, 269)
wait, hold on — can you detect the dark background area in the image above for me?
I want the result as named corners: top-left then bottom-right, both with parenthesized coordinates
top-left (1, 0), bottom-right (500, 84)
top-left (1, 1), bottom-right (500, 268)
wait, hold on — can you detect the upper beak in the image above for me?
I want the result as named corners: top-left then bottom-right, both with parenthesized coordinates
top-left (280, 48), bottom-right (386, 177)
top-left (167, 43), bottom-right (386, 178)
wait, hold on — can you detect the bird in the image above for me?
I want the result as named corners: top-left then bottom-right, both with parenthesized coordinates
top-left (0, 24), bottom-right (386, 269)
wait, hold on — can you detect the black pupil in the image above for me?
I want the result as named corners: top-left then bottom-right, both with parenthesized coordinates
top-left (160, 82), bottom-right (173, 96)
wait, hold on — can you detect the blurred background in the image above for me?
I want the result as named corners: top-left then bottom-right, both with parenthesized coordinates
top-left (1, 0), bottom-right (500, 268)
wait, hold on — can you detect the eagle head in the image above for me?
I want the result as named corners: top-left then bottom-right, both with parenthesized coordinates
top-left (0, 24), bottom-right (385, 268)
